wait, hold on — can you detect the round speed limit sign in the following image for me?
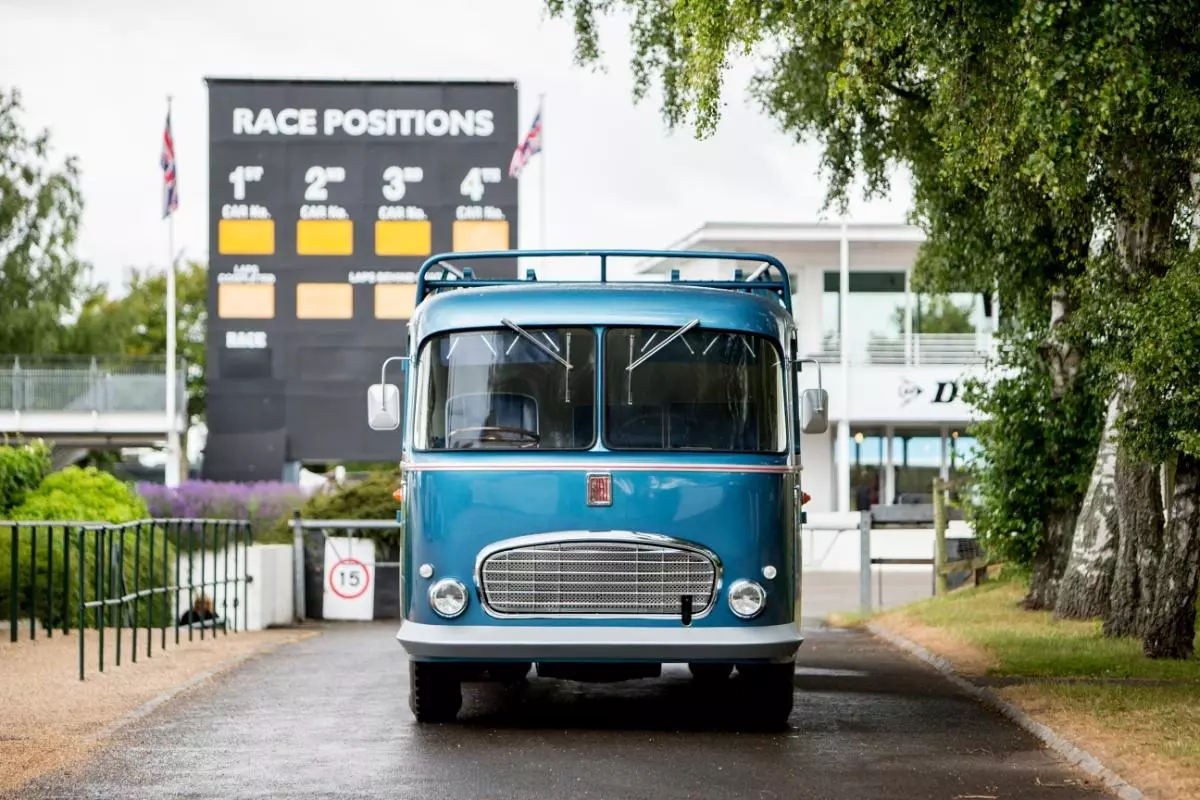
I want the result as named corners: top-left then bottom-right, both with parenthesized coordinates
top-left (329, 557), bottom-right (371, 600)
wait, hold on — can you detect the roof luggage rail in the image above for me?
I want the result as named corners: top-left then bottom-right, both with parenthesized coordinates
top-left (414, 249), bottom-right (793, 313)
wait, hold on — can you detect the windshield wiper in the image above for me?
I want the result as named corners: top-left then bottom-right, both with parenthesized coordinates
top-left (626, 319), bottom-right (699, 372)
top-left (501, 319), bottom-right (573, 369)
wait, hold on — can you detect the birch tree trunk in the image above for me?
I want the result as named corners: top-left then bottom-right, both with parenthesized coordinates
top-left (1053, 390), bottom-right (1121, 619)
top-left (1103, 452), bottom-right (1163, 637)
top-left (1142, 454), bottom-right (1200, 659)
top-left (1023, 289), bottom-right (1083, 610)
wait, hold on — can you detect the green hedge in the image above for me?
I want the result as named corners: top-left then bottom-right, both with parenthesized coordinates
top-left (0, 440), bottom-right (52, 514)
top-left (265, 469), bottom-right (401, 544)
top-left (1, 524), bottom-right (175, 629)
top-left (1, 466), bottom-right (174, 629)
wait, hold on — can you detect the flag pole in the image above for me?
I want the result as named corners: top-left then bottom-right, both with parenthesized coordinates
top-left (538, 92), bottom-right (546, 249)
top-left (165, 95), bottom-right (180, 488)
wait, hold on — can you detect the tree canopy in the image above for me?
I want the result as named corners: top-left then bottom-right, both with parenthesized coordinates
top-left (545, 0), bottom-right (1200, 656)
top-left (66, 261), bottom-right (208, 420)
top-left (0, 86), bottom-right (97, 354)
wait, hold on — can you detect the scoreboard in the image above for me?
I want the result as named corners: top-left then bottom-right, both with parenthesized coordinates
top-left (202, 78), bottom-right (519, 481)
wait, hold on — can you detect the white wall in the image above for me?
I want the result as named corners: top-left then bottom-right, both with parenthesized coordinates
top-left (801, 512), bottom-right (974, 572)
top-left (796, 364), bottom-right (984, 425)
top-left (172, 544), bottom-right (293, 631)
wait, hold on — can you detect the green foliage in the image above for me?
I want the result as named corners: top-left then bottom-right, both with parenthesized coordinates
top-left (892, 295), bottom-right (976, 335)
top-left (1106, 250), bottom-right (1200, 462)
top-left (960, 329), bottom-right (1106, 567)
top-left (2, 466), bottom-right (170, 630)
top-left (9, 466), bottom-right (148, 523)
top-left (65, 261), bottom-right (208, 420)
top-left (0, 523), bottom-right (175, 630)
top-left (0, 440), bottom-right (51, 513)
top-left (0, 85), bottom-right (99, 354)
top-left (266, 470), bottom-right (400, 544)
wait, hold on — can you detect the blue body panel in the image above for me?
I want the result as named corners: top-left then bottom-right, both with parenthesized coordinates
top-left (401, 452), bottom-right (799, 629)
top-left (393, 249), bottom-right (808, 665)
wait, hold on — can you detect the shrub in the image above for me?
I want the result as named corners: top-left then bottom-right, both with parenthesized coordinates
top-left (267, 469), bottom-right (401, 544)
top-left (11, 465), bottom-right (149, 523)
top-left (137, 480), bottom-right (307, 546)
top-left (2, 467), bottom-right (171, 629)
top-left (960, 329), bottom-right (1104, 568)
top-left (0, 439), bottom-right (52, 514)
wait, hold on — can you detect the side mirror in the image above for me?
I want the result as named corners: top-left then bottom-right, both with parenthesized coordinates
top-left (367, 383), bottom-right (402, 431)
top-left (800, 388), bottom-right (829, 434)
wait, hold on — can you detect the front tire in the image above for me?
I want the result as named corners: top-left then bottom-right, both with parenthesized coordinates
top-left (736, 661), bottom-right (795, 728)
top-left (409, 661), bottom-right (462, 723)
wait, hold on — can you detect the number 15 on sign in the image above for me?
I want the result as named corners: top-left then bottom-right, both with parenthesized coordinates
top-left (322, 537), bottom-right (376, 620)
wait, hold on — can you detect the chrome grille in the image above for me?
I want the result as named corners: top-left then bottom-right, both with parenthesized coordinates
top-left (479, 540), bottom-right (717, 615)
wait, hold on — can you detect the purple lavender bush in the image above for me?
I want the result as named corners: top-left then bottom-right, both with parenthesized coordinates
top-left (137, 480), bottom-right (308, 545)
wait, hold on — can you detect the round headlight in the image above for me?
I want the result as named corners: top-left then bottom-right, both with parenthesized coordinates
top-left (728, 579), bottom-right (767, 619)
top-left (429, 578), bottom-right (468, 618)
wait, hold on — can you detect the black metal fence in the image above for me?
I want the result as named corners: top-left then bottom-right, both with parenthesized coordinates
top-left (1, 518), bottom-right (253, 680)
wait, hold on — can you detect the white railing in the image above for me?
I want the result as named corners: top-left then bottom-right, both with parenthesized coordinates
top-left (0, 356), bottom-right (187, 413)
top-left (809, 332), bottom-right (995, 366)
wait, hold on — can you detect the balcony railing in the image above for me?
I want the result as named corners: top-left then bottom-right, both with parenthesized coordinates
top-left (808, 333), bottom-right (995, 366)
top-left (0, 356), bottom-right (187, 414)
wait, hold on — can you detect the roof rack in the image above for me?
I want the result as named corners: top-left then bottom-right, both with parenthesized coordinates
top-left (415, 249), bottom-right (793, 313)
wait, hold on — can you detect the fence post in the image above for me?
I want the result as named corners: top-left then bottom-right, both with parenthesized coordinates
top-left (933, 478), bottom-right (948, 596)
top-left (8, 525), bottom-right (16, 643)
top-left (292, 511), bottom-right (306, 622)
top-left (78, 526), bottom-right (86, 681)
top-left (858, 510), bottom-right (872, 616)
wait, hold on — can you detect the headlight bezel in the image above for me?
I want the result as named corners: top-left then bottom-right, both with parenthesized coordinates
top-left (727, 578), bottom-right (767, 619)
top-left (428, 578), bottom-right (468, 618)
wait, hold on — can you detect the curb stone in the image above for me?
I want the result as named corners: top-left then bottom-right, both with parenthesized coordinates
top-left (865, 621), bottom-right (1144, 800)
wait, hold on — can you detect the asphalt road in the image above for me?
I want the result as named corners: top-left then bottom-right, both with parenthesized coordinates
top-left (12, 621), bottom-right (1108, 800)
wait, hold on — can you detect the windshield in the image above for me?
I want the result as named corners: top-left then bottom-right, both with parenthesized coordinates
top-left (604, 327), bottom-right (786, 453)
top-left (415, 327), bottom-right (596, 450)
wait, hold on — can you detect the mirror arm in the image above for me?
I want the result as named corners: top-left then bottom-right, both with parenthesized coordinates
top-left (380, 355), bottom-right (409, 387)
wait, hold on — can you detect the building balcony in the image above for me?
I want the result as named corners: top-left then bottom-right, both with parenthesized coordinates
top-left (807, 332), bottom-right (995, 367)
top-left (0, 356), bottom-right (188, 445)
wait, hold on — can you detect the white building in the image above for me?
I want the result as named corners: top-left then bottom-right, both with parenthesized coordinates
top-left (637, 221), bottom-right (997, 514)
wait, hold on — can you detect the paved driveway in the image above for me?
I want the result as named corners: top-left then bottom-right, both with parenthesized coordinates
top-left (12, 621), bottom-right (1107, 799)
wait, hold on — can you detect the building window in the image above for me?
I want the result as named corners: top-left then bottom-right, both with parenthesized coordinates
top-left (848, 428), bottom-right (886, 510)
top-left (948, 432), bottom-right (979, 481)
top-left (891, 431), bottom-right (943, 504)
top-left (822, 271), bottom-right (991, 363)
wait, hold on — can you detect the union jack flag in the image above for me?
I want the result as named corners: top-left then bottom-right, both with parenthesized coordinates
top-left (508, 104), bottom-right (542, 179)
top-left (161, 108), bottom-right (179, 219)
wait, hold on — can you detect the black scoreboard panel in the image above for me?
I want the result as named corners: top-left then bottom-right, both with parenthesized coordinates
top-left (203, 79), bottom-right (519, 480)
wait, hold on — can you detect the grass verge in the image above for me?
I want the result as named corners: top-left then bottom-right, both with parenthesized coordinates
top-left (845, 574), bottom-right (1200, 800)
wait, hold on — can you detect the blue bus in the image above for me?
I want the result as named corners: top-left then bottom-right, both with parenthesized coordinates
top-left (367, 250), bottom-right (829, 726)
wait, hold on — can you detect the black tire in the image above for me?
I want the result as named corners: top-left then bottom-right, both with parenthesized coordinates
top-left (409, 661), bottom-right (462, 723)
top-left (688, 662), bottom-right (734, 682)
top-left (736, 661), bottom-right (795, 728)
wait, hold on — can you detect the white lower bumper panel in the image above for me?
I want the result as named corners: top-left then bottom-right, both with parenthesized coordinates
top-left (396, 622), bottom-right (803, 662)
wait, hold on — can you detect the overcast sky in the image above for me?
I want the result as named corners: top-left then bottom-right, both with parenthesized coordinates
top-left (1, 0), bottom-right (914, 292)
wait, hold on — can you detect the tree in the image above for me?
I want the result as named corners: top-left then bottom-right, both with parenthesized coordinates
top-left (65, 261), bottom-right (208, 420)
top-left (545, 0), bottom-right (1102, 610)
top-left (545, 0), bottom-right (1200, 655)
top-left (0, 86), bottom-right (97, 354)
top-left (1099, 252), bottom-right (1200, 658)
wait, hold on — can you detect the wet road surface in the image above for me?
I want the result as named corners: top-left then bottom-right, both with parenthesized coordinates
top-left (13, 621), bottom-right (1107, 799)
